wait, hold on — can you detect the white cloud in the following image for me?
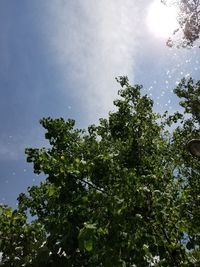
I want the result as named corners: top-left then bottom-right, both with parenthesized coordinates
top-left (39, 0), bottom-right (143, 123)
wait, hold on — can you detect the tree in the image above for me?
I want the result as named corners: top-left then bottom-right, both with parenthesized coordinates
top-left (0, 76), bottom-right (200, 266)
top-left (163, 0), bottom-right (200, 47)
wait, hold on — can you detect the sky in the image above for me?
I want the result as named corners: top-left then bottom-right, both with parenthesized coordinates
top-left (0, 0), bottom-right (200, 207)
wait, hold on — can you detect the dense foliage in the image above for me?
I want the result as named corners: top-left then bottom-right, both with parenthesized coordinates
top-left (0, 77), bottom-right (200, 266)
top-left (163, 0), bottom-right (200, 47)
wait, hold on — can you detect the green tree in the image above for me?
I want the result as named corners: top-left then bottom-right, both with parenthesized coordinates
top-left (163, 0), bottom-right (200, 47)
top-left (0, 77), bottom-right (200, 266)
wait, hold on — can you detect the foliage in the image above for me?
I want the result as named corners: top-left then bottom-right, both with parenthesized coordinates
top-left (163, 0), bottom-right (200, 47)
top-left (0, 76), bottom-right (200, 266)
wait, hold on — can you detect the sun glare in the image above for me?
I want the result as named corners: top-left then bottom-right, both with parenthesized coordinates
top-left (146, 0), bottom-right (179, 39)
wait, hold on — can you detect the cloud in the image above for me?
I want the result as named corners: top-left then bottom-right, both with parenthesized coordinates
top-left (39, 0), bottom-right (142, 123)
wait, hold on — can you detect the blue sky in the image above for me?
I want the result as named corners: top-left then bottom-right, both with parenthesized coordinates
top-left (0, 0), bottom-right (200, 207)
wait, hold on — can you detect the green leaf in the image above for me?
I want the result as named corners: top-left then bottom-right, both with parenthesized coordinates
top-left (84, 239), bottom-right (93, 252)
top-left (47, 184), bottom-right (55, 197)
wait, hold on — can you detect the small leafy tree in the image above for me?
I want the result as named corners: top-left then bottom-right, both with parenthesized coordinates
top-left (0, 77), bottom-right (200, 266)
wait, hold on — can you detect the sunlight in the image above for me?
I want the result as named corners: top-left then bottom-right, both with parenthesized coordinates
top-left (146, 0), bottom-right (179, 39)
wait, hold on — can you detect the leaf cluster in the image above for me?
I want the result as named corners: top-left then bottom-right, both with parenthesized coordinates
top-left (0, 77), bottom-right (200, 266)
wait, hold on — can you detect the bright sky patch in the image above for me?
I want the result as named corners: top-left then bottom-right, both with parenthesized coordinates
top-left (146, 0), bottom-right (179, 38)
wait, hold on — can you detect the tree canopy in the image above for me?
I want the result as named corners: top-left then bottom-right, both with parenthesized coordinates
top-left (163, 0), bottom-right (200, 47)
top-left (0, 77), bottom-right (200, 266)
